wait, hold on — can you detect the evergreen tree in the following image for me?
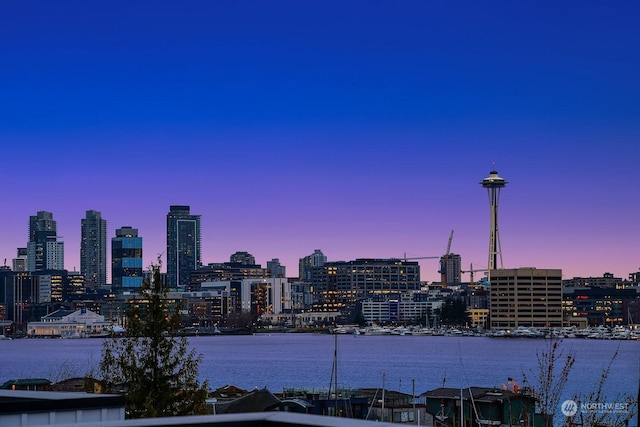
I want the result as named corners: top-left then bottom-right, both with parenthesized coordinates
top-left (99, 261), bottom-right (209, 418)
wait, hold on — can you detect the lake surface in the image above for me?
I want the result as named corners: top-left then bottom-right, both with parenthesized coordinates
top-left (0, 334), bottom-right (637, 402)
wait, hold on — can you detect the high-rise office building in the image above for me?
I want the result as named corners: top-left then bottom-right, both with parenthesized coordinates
top-left (0, 268), bottom-right (39, 323)
top-left (12, 248), bottom-right (28, 272)
top-left (44, 239), bottom-right (64, 271)
top-left (299, 249), bottom-right (327, 281)
top-left (29, 211), bottom-right (56, 242)
top-left (112, 226), bottom-right (143, 294)
top-left (229, 251), bottom-right (256, 265)
top-left (267, 258), bottom-right (286, 278)
top-left (166, 206), bottom-right (201, 289)
top-left (27, 211), bottom-right (64, 272)
top-left (490, 267), bottom-right (563, 329)
top-left (36, 270), bottom-right (85, 303)
top-left (439, 253), bottom-right (462, 286)
top-left (81, 210), bottom-right (107, 289)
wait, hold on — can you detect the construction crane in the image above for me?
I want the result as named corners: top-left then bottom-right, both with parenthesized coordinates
top-left (401, 253), bottom-right (439, 262)
top-left (439, 229), bottom-right (454, 288)
top-left (461, 263), bottom-right (489, 285)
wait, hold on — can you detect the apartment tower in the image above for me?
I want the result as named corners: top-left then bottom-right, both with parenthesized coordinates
top-left (111, 226), bottom-right (143, 294)
top-left (81, 210), bottom-right (107, 289)
top-left (166, 205), bottom-right (201, 289)
top-left (27, 211), bottom-right (64, 272)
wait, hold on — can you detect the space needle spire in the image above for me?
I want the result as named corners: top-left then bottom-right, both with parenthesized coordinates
top-left (480, 168), bottom-right (508, 281)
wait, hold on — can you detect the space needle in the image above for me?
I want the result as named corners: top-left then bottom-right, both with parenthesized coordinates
top-left (480, 169), bottom-right (508, 281)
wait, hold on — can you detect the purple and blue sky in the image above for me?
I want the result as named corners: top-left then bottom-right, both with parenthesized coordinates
top-left (1, 1), bottom-right (638, 282)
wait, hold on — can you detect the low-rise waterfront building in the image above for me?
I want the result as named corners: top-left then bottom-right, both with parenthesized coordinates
top-left (467, 308), bottom-right (489, 329)
top-left (27, 308), bottom-right (112, 338)
top-left (361, 299), bottom-right (443, 324)
top-left (562, 286), bottom-right (640, 326)
top-left (422, 386), bottom-right (541, 427)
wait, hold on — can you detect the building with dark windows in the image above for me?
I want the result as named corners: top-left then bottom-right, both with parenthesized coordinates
top-left (27, 211), bottom-right (64, 272)
top-left (0, 268), bottom-right (40, 325)
top-left (563, 286), bottom-right (640, 326)
top-left (490, 268), bottom-right (563, 329)
top-left (29, 211), bottom-right (56, 243)
top-left (299, 249), bottom-right (327, 281)
top-left (166, 205), bottom-right (201, 289)
top-left (439, 253), bottom-right (462, 286)
top-left (81, 210), bottom-right (107, 289)
top-left (181, 278), bottom-right (291, 321)
top-left (12, 248), bottom-right (28, 272)
top-left (308, 259), bottom-right (421, 312)
top-left (111, 226), bottom-right (143, 295)
top-left (267, 258), bottom-right (286, 278)
top-left (189, 262), bottom-right (268, 292)
top-left (562, 272), bottom-right (623, 288)
top-left (229, 251), bottom-right (256, 265)
top-left (36, 270), bottom-right (85, 303)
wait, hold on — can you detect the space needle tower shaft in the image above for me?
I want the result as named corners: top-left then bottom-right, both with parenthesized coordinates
top-left (480, 169), bottom-right (508, 280)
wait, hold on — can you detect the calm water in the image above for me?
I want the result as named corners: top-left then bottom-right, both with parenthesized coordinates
top-left (0, 334), bottom-right (637, 401)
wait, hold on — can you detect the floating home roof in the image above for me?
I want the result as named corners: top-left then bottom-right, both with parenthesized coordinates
top-left (0, 378), bottom-right (51, 390)
top-left (422, 387), bottom-right (535, 403)
top-left (0, 390), bottom-right (124, 414)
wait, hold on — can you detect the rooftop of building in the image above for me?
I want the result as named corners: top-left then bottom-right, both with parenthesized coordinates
top-left (0, 389), bottom-right (124, 413)
top-left (421, 386), bottom-right (535, 403)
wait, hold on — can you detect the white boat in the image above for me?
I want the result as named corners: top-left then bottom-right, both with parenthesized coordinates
top-left (477, 419), bottom-right (501, 425)
top-left (411, 328), bottom-right (434, 336)
top-left (364, 326), bottom-right (392, 335)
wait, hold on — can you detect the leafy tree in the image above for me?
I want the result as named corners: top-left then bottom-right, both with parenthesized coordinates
top-left (348, 304), bottom-right (367, 327)
top-left (524, 341), bottom-right (637, 427)
top-left (523, 340), bottom-right (576, 427)
top-left (223, 310), bottom-right (256, 330)
top-left (99, 261), bottom-right (209, 418)
top-left (439, 296), bottom-right (470, 327)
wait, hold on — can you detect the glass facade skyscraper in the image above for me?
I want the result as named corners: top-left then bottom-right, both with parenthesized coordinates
top-left (166, 205), bottom-right (201, 289)
top-left (81, 210), bottom-right (107, 289)
top-left (111, 226), bottom-right (143, 294)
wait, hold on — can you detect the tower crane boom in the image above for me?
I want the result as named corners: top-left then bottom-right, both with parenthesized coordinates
top-left (461, 263), bottom-right (489, 284)
top-left (401, 252), bottom-right (439, 262)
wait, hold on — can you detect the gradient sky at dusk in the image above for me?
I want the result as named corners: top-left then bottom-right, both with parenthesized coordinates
top-left (1, 1), bottom-right (638, 282)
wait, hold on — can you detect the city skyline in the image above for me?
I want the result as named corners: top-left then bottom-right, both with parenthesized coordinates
top-left (1, 2), bottom-right (638, 282)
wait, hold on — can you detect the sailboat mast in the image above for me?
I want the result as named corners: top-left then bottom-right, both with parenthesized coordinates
top-left (333, 332), bottom-right (338, 416)
top-left (460, 388), bottom-right (464, 427)
top-left (382, 372), bottom-right (386, 422)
